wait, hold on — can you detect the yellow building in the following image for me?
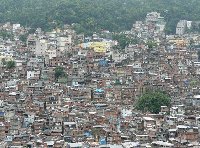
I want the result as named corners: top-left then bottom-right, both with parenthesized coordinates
top-left (90, 42), bottom-right (110, 53)
top-left (80, 42), bottom-right (111, 53)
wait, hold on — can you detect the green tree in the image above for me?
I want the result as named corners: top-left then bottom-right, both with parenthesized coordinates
top-left (112, 34), bottom-right (129, 49)
top-left (6, 61), bottom-right (15, 69)
top-left (112, 34), bottom-right (137, 50)
top-left (19, 34), bottom-right (28, 43)
top-left (109, 55), bottom-right (113, 61)
top-left (146, 41), bottom-right (157, 49)
top-left (54, 66), bottom-right (66, 80)
top-left (190, 79), bottom-right (197, 87)
top-left (190, 39), bottom-right (195, 46)
top-left (0, 30), bottom-right (13, 40)
top-left (1, 0), bottom-right (200, 34)
top-left (28, 28), bottom-right (36, 34)
top-left (136, 90), bottom-right (170, 114)
top-left (198, 50), bottom-right (200, 61)
top-left (1, 58), bottom-right (6, 66)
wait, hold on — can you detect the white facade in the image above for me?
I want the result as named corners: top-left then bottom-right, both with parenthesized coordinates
top-left (112, 52), bottom-right (127, 63)
top-left (46, 49), bottom-right (57, 60)
top-left (187, 21), bottom-right (192, 29)
top-left (192, 95), bottom-right (200, 106)
top-left (78, 50), bottom-right (87, 56)
top-left (121, 109), bottom-right (132, 117)
top-left (132, 62), bottom-right (142, 69)
top-left (24, 114), bottom-right (35, 127)
top-left (146, 12), bottom-right (161, 22)
top-left (176, 20), bottom-right (187, 35)
top-left (27, 70), bottom-right (40, 79)
top-left (170, 105), bottom-right (185, 116)
top-left (35, 39), bottom-right (48, 56)
top-left (5, 111), bottom-right (15, 121)
top-left (13, 24), bottom-right (21, 30)
top-left (57, 36), bottom-right (72, 52)
top-left (27, 71), bottom-right (35, 79)
top-left (157, 24), bottom-right (165, 32)
top-left (15, 60), bottom-right (23, 67)
top-left (196, 68), bottom-right (200, 75)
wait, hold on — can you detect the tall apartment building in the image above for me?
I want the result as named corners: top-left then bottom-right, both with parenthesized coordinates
top-left (176, 20), bottom-right (187, 35)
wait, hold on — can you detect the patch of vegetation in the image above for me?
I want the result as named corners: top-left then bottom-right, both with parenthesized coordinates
top-left (0, 0), bottom-right (200, 34)
top-left (136, 90), bottom-right (170, 114)
top-left (6, 60), bottom-right (16, 69)
top-left (54, 66), bottom-right (67, 81)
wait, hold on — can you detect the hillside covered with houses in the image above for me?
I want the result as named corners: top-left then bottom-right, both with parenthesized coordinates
top-left (1, 11), bottom-right (200, 147)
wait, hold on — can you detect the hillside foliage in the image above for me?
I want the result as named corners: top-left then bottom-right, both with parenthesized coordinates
top-left (136, 90), bottom-right (170, 114)
top-left (0, 0), bottom-right (200, 34)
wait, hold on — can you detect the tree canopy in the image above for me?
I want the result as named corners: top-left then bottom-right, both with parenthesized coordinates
top-left (136, 90), bottom-right (170, 114)
top-left (19, 34), bottom-right (28, 43)
top-left (1, 58), bottom-right (6, 66)
top-left (146, 41), bottom-right (157, 49)
top-left (198, 50), bottom-right (200, 61)
top-left (0, 30), bottom-right (13, 40)
top-left (54, 66), bottom-right (66, 80)
top-left (0, 0), bottom-right (200, 34)
top-left (6, 60), bottom-right (15, 69)
top-left (113, 34), bottom-right (138, 50)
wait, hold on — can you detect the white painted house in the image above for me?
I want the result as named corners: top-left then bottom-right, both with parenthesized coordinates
top-left (35, 39), bottom-right (48, 56)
